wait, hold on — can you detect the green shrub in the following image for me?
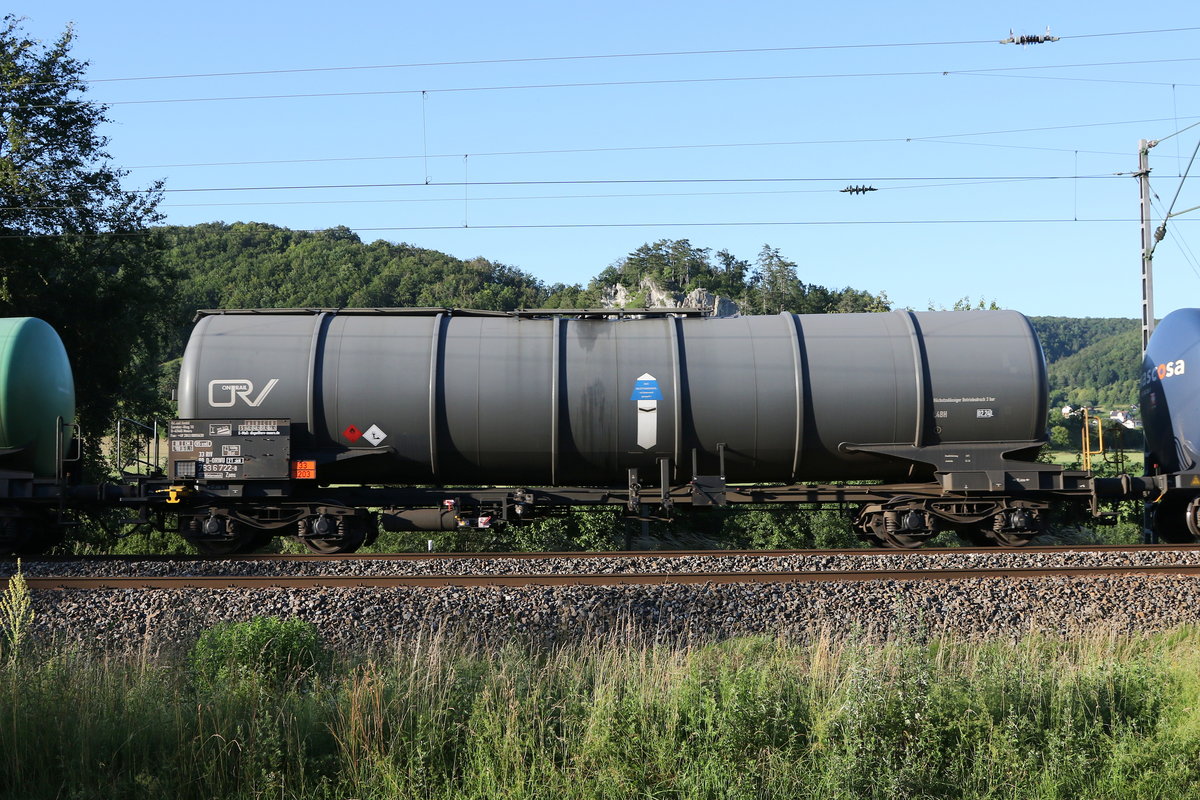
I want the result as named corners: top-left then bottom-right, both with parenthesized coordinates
top-left (0, 560), bottom-right (32, 663)
top-left (189, 616), bottom-right (329, 692)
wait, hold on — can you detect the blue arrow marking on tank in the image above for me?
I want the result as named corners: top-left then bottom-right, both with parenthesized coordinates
top-left (630, 376), bottom-right (663, 401)
top-left (633, 373), bottom-right (659, 449)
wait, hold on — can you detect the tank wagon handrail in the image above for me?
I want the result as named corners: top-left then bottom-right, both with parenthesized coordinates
top-left (114, 417), bottom-right (162, 477)
top-left (54, 416), bottom-right (80, 484)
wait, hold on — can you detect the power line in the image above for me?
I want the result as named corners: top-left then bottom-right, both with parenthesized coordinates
top-left (56, 25), bottom-right (1200, 86)
top-left (1155, 119), bottom-right (1200, 146)
top-left (119, 115), bottom-right (1200, 172)
top-left (235, 217), bottom-right (1200, 233)
top-left (35, 71), bottom-right (979, 106)
top-left (956, 72), bottom-right (1200, 89)
top-left (75, 40), bottom-right (999, 85)
top-left (1152, 197), bottom-right (1200, 281)
top-left (955, 56), bottom-right (1200, 74)
top-left (1064, 26), bottom-right (1200, 40)
top-left (1149, 134), bottom-right (1200, 261)
top-left (145, 174), bottom-right (1122, 195)
top-left (914, 139), bottom-right (1182, 159)
top-left (0, 217), bottom-right (1185, 240)
top-left (21, 57), bottom-right (1200, 109)
top-left (2, 176), bottom-right (1059, 213)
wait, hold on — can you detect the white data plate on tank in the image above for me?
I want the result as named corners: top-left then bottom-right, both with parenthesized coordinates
top-left (637, 401), bottom-right (658, 449)
top-left (631, 373), bottom-right (662, 450)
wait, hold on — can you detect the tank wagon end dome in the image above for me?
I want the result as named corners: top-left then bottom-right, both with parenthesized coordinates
top-left (0, 317), bottom-right (76, 476)
top-left (1142, 308), bottom-right (1200, 474)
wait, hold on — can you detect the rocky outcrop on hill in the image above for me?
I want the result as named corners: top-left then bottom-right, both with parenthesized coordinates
top-left (597, 278), bottom-right (739, 317)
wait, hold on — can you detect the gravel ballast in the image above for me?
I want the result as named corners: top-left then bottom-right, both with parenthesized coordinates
top-left (13, 550), bottom-right (1200, 653)
top-left (8, 548), bottom-right (1200, 579)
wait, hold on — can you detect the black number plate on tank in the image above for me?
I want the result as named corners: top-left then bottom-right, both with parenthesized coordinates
top-left (167, 419), bottom-right (291, 480)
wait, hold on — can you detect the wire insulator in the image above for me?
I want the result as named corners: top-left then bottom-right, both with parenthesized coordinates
top-left (1000, 27), bottom-right (1060, 45)
top-left (840, 185), bottom-right (877, 195)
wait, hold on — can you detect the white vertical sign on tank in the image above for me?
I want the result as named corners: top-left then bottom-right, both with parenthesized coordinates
top-left (631, 373), bottom-right (663, 449)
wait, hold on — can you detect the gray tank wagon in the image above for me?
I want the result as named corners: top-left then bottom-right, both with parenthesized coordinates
top-left (0, 310), bottom-right (1171, 557)
top-left (167, 307), bottom-right (1092, 553)
top-left (178, 307), bottom-right (1049, 485)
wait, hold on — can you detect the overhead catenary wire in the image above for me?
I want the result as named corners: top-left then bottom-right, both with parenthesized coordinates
top-left (1, 176), bottom-right (1068, 213)
top-left (1155, 119), bottom-right (1200, 146)
top-left (17, 57), bottom-right (1200, 109)
top-left (1151, 196), bottom-right (1200, 281)
top-left (7, 23), bottom-right (1194, 286)
top-left (43, 25), bottom-right (1200, 86)
top-left (954, 72), bottom-right (1200, 89)
top-left (139, 174), bottom-right (1123, 195)
top-left (1150, 135), bottom-right (1200, 256)
top-left (108, 114), bottom-right (1200, 172)
top-left (0, 217), bottom-right (1190, 240)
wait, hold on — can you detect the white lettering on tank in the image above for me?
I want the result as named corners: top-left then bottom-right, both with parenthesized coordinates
top-left (207, 378), bottom-right (280, 408)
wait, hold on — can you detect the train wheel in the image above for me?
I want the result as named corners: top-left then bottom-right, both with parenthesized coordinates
top-left (969, 509), bottom-right (1040, 547)
top-left (1152, 497), bottom-right (1198, 543)
top-left (856, 508), bottom-right (933, 549)
top-left (185, 516), bottom-right (265, 556)
top-left (299, 515), bottom-right (367, 555)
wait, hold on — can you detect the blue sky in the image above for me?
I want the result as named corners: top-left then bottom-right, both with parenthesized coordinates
top-left (22, 1), bottom-right (1200, 318)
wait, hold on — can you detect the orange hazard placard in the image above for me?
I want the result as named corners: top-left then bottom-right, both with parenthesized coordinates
top-left (291, 460), bottom-right (317, 480)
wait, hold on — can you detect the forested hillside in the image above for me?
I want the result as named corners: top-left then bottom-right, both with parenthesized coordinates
top-left (160, 224), bottom-right (891, 357)
top-left (161, 223), bottom-right (552, 356)
top-left (1028, 317), bottom-right (1141, 409)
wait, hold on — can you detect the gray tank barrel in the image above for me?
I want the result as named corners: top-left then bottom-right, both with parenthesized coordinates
top-left (177, 309), bottom-right (1048, 486)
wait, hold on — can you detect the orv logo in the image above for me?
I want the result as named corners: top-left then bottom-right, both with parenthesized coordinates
top-left (208, 378), bottom-right (280, 408)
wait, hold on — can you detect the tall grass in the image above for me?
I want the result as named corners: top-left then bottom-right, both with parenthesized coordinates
top-left (2, 628), bottom-right (1200, 798)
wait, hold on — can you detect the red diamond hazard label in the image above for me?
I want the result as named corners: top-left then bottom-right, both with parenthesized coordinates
top-left (343, 424), bottom-right (363, 443)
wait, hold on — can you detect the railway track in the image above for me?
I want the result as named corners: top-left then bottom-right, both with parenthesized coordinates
top-left (20, 546), bottom-right (1200, 652)
top-left (19, 542), bottom-right (1200, 564)
top-left (15, 561), bottom-right (1200, 590)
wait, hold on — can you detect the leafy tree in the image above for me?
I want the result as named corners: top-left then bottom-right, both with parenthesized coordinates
top-left (590, 239), bottom-right (887, 315)
top-left (749, 245), bottom-right (800, 313)
top-left (0, 16), bottom-right (169, 433)
top-left (928, 296), bottom-right (1001, 311)
top-left (590, 238), bottom-right (746, 300)
top-left (748, 243), bottom-right (887, 315)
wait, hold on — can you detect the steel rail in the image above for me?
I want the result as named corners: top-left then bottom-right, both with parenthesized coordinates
top-left (17, 542), bottom-right (1200, 564)
top-left (15, 563), bottom-right (1200, 590)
